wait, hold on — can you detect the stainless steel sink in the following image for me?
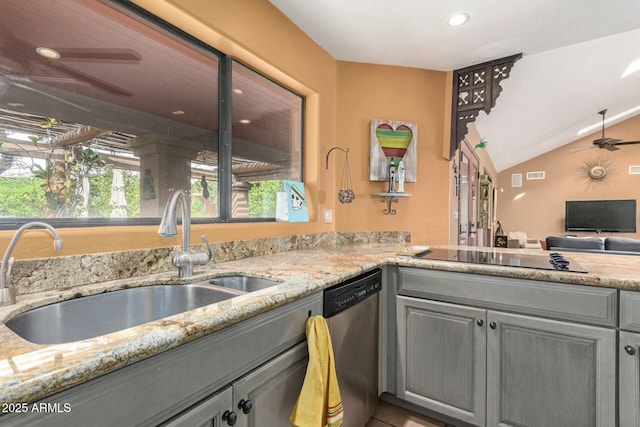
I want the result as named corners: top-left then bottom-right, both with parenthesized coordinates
top-left (5, 285), bottom-right (239, 345)
top-left (208, 275), bottom-right (280, 292)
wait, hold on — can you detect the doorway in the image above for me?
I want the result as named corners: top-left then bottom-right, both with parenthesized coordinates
top-left (457, 141), bottom-right (479, 246)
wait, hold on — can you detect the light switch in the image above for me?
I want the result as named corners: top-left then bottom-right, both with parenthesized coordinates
top-left (323, 208), bottom-right (333, 223)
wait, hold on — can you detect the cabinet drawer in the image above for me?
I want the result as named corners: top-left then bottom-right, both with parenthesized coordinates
top-left (620, 290), bottom-right (640, 332)
top-left (398, 267), bottom-right (617, 327)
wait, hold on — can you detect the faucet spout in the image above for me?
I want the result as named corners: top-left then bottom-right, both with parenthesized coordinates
top-left (158, 190), bottom-right (191, 255)
top-left (158, 190), bottom-right (212, 278)
top-left (0, 221), bottom-right (63, 306)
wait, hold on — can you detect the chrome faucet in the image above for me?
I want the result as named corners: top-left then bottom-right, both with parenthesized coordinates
top-left (0, 221), bottom-right (63, 306)
top-left (158, 190), bottom-right (212, 278)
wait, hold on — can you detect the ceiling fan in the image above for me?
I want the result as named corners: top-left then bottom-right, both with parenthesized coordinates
top-left (30, 47), bottom-right (139, 97)
top-left (592, 109), bottom-right (640, 151)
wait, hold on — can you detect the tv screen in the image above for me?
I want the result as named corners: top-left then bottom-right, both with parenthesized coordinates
top-left (565, 199), bottom-right (637, 232)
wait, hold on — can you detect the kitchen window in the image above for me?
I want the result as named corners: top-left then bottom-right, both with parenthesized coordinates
top-left (0, 0), bottom-right (303, 228)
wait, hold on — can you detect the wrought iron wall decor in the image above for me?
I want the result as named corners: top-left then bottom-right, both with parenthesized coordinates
top-left (449, 54), bottom-right (522, 159)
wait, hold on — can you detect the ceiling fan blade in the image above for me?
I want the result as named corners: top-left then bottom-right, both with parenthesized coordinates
top-left (45, 61), bottom-right (133, 97)
top-left (53, 48), bottom-right (141, 63)
top-left (604, 144), bottom-right (619, 152)
top-left (593, 137), bottom-right (620, 144)
top-left (569, 146), bottom-right (596, 153)
top-left (613, 140), bottom-right (640, 146)
top-left (2, 75), bottom-right (90, 112)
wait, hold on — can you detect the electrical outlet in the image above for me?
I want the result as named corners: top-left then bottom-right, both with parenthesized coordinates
top-left (323, 208), bottom-right (333, 224)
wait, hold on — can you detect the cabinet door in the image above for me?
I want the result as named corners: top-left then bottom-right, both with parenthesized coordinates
top-left (396, 296), bottom-right (487, 426)
top-left (486, 311), bottom-right (615, 427)
top-left (620, 331), bottom-right (640, 427)
top-left (160, 387), bottom-right (232, 427)
top-left (232, 341), bottom-right (308, 427)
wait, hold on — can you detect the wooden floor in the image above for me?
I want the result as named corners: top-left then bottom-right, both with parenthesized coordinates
top-left (365, 401), bottom-right (456, 427)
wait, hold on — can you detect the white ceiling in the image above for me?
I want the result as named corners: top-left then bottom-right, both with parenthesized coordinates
top-left (269, 0), bottom-right (640, 171)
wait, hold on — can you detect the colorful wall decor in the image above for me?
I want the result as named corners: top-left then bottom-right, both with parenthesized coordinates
top-left (283, 180), bottom-right (309, 222)
top-left (370, 119), bottom-right (417, 182)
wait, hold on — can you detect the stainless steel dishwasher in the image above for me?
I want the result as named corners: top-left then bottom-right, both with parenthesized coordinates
top-left (323, 268), bottom-right (382, 427)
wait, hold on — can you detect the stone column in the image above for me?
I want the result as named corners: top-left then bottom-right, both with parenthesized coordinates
top-left (231, 181), bottom-right (251, 218)
top-left (128, 134), bottom-right (203, 217)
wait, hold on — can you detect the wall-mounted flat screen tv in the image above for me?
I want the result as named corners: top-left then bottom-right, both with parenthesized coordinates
top-left (565, 199), bottom-right (637, 232)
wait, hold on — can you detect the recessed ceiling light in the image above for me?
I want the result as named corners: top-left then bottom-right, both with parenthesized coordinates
top-left (232, 88), bottom-right (244, 95)
top-left (35, 47), bottom-right (61, 59)
top-left (621, 58), bottom-right (640, 78)
top-left (448, 13), bottom-right (469, 27)
top-left (7, 102), bottom-right (24, 108)
top-left (171, 110), bottom-right (185, 115)
top-left (239, 119), bottom-right (251, 124)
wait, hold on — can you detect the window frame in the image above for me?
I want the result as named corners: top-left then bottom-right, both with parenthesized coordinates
top-left (0, 0), bottom-right (304, 230)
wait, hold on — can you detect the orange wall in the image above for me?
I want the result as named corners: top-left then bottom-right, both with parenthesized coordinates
top-left (335, 61), bottom-right (450, 244)
top-left (496, 115), bottom-right (640, 240)
top-left (0, 0), bottom-right (454, 259)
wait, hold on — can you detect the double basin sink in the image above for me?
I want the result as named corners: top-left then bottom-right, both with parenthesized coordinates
top-left (5, 275), bottom-right (280, 345)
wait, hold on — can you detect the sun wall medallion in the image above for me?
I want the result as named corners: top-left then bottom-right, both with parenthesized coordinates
top-left (581, 157), bottom-right (615, 185)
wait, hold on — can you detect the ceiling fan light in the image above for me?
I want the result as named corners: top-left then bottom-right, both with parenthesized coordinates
top-left (35, 47), bottom-right (61, 59)
top-left (621, 58), bottom-right (640, 79)
top-left (448, 13), bottom-right (469, 27)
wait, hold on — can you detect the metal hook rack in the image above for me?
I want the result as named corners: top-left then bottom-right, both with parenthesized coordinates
top-left (325, 147), bottom-right (349, 169)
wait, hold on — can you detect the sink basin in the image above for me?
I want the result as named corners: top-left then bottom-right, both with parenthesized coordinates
top-left (208, 275), bottom-right (280, 292)
top-left (5, 285), bottom-right (238, 345)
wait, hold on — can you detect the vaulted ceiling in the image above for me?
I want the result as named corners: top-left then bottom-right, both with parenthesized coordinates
top-left (269, 0), bottom-right (640, 171)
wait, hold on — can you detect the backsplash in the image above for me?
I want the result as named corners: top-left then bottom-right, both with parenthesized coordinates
top-left (11, 231), bottom-right (410, 296)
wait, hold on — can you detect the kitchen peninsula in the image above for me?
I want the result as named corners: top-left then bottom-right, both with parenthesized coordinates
top-left (1, 236), bottom-right (640, 426)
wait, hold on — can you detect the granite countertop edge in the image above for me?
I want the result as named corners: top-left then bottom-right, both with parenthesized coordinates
top-left (1, 243), bottom-right (639, 405)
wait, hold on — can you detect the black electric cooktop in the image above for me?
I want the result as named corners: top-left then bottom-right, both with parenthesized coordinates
top-left (417, 248), bottom-right (588, 273)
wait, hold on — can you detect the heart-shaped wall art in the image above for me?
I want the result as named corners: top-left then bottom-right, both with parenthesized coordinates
top-left (375, 124), bottom-right (413, 164)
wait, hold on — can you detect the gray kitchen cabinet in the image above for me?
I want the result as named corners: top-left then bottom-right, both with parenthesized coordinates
top-left (486, 310), bottom-right (615, 427)
top-left (396, 296), bottom-right (487, 426)
top-left (161, 387), bottom-right (233, 427)
top-left (390, 267), bottom-right (618, 427)
top-left (619, 331), bottom-right (640, 427)
top-left (233, 340), bottom-right (308, 427)
top-left (162, 341), bottom-right (308, 427)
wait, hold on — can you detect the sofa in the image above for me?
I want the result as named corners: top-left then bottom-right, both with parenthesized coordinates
top-left (545, 236), bottom-right (640, 255)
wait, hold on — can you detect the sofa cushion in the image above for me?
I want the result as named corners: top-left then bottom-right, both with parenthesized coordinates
top-left (545, 236), bottom-right (605, 250)
top-left (605, 237), bottom-right (640, 252)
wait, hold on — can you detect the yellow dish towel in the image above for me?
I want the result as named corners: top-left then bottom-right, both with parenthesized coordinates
top-left (290, 316), bottom-right (343, 427)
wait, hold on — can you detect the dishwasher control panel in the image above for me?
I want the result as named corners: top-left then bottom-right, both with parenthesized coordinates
top-left (323, 269), bottom-right (382, 318)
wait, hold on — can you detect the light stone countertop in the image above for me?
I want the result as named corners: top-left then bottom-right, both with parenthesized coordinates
top-left (1, 243), bottom-right (639, 405)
